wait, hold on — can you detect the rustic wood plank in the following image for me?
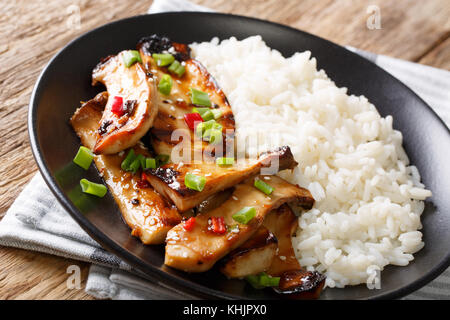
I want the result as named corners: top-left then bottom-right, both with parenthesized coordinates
top-left (419, 36), bottom-right (450, 71)
top-left (0, 0), bottom-right (448, 300)
top-left (193, 0), bottom-right (450, 62)
top-left (0, 0), bottom-right (152, 300)
top-left (0, 247), bottom-right (93, 300)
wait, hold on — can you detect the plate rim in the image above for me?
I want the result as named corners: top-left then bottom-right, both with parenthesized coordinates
top-left (28, 11), bottom-right (450, 300)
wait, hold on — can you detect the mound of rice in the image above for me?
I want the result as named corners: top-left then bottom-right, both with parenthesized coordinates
top-left (191, 36), bottom-right (432, 288)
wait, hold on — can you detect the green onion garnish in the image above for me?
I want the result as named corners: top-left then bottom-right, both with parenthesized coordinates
top-left (245, 274), bottom-right (264, 289)
top-left (195, 120), bottom-right (222, 138)
top-left (195, 119), bottom-right (214, 137)
top-left (73, 146), bottom-right (94, 170)
top-left (120, 149), bottom-right (145, 173)
top-left (121, 149), bottom-right (136, 171)
top-left (232, 206), bottom-right (256, 224)
top-left (204, 129), bottom-right (222, 145)
top-left (145, 158), bottom-right (156, 169)
top-left (211, 109), bottom-right (222, 119)
top-left (158, 74), bottom-right (173, 95)
top-left (190, 88), bottom-right (211, 107)
top-left (260, 273), bottom-right (280, 287)
top-left (80, 179), bottom-right (107, 198)
top-left (168, 60), bottom-right (186, 77)
top-left (193, 107), bottom-right (222, 121)
top-left (254, 179), bottom-right (274, 195)
top-left (245, 272), bottom-right (280, 289)
top-left (192, 107), bottom-right (208, 114)
top-left (192, 107), bottom-right (214, 121)
top-left (200, 110), bottom-right (214, 121)
top-left (152, 53), bottom-right (175, 67)
top-left (184, 173), bottom-right (206, 192)
top-left (129, 154), bottom-right (144, 173)
top-left (122, 50), bottom-right (142, 67)
top-left (156, 154), bottom-right (170, 166)
top-left (216, 157), bottom-right (234, 166)
top-left (139, 154), bottom-right (147, 170)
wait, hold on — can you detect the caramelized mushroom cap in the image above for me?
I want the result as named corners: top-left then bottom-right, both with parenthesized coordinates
top-left (274, 270), bottom-right (326, 299)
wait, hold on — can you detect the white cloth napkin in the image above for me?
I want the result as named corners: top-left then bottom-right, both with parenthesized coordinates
top-left (0, 0), bottom-right (449, 300)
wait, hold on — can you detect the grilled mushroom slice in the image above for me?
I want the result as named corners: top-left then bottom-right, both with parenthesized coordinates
top-left (264, 204), bottom-right (302, 276)
top-left (143, 146), bottom-right (298, 212)
top-left (92, 51), bottom-right (158, 154)
top-left (274, 270), bottom-right (326, 299)
top-left (70, 92), bottom-right (181, 244)
top-left (137, 35), bottom-right (235, 159)
top-left (220, 227), bottom-right (278, 279)
top-left (164, 175), bottom-right (314, 272)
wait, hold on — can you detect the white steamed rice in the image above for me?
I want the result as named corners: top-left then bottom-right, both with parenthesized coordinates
top-left (191, 36), bottom-right (432, 288)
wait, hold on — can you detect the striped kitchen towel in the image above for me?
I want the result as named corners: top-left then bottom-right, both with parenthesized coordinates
top-left (0, 0), bottom-right (448, 300)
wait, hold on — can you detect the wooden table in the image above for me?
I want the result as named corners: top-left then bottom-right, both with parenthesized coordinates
top-left (0, 0), bottom-right (449, 300)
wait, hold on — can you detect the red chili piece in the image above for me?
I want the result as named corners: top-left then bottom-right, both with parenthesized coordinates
top-left (137, 172), bottom-right (151, 188)
top-left (183, 217), bottom-right (196, 231)
top-left (184, 112), bottom-right (203, 130)
top-left (211, 216), bottom-right (226, 234)
top-left (111, 96), bottom-right (124, 116)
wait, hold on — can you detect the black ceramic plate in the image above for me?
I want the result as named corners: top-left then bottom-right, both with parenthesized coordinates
top-left (28, 12), bottom-right (450, 300)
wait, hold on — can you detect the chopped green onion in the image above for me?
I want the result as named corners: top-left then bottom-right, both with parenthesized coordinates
top-left (192, 107), bottom-right (207, 114)
top-left (122, 50), bottom-right (142, 67)
top-left (193, 107), bottom-right (222, 121)
top-left (138, 154), bottom-right (146, 170)
top-left (260, 273), bottom-right (280, 287)
top-left (158, 74), bottom-right (173, 95)
top-left (73, 146), bottom-right (94, 170)
top-left (204, 128), bottom-right (222, 145)
top-left (190, 88), bottom-right (211, 107)
top-left (216, 157), bottom-right (234, 166)
top-left (254, 179), bottom-right (274, 195)
top-left (80, 178), bottom-right (107, 198)
top-left (196, 120), bottom-right (222, 144)
top-left (232, 207), bottom-right (256, 224)
top-left (184, 173), bottom-right (206, 192)
top-left (156, 154), bottom-right (170, 166)
top-left (245, 274), bottom-right (264, 289)
top-left (200, 110), bottom-right (214, 121)
top-left (168, 60), bottom-right (186, 77)
top-left (129, 154), bottom-right (144, 173)
top-left (195, 120), bottom-right (222, 138)
top-left (211, 109), bottom-right (222, 119)
top-left (211, 122), bottom-right (223, 131)
top-left (195, 119), bottom-right (214, 137)
top-left (145, 158), bottom-right (156, 169)
top-left (192, 107), bottom-right (214, 121)
top-left (152, 53), bottom-right (175, 67)
top-left (245, 272), bottom-right (280, 289)
top-left (121, 149), bottom-right (136, 171)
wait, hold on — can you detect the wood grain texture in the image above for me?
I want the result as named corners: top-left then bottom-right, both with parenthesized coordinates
top-left (0, 0), bottom-right (448, 300)
top-left (419, 36), bottom-right (450, 71)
